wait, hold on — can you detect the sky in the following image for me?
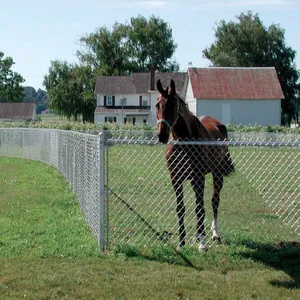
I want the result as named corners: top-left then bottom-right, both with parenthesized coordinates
top-left (1, 0), bottom-right (300, 90)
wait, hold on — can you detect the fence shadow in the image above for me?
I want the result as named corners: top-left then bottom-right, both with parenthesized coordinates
top-left (238, 240), bottom-right (300, 289)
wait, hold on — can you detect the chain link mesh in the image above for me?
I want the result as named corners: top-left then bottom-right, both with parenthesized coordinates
top-left (1, 128), bottom-right (299, 251)
top-left (0, 128), bottom-right (103, 247)
top-left (105, 131), bottom-right (299, 250)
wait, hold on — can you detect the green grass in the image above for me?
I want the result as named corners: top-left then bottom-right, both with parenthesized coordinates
top-left (1, 156), bottom-right (300, 299)
top-left (106, 144), bottom-right (299, 248)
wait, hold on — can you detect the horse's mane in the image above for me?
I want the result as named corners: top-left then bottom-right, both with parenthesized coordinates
top-left (175, 94), bottom-right (193, 118)
top-left (174, 93), bottom-right (206, 139)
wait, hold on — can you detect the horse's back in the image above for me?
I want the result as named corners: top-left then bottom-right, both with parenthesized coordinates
top-left (198, 115), bottom-right (227, 140)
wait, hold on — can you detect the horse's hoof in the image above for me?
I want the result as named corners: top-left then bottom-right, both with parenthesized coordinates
top-left (199, 244), bottom-right (207, 251)
top-left (199, 235), bottom-right (207, 251)
top-left (176, 242), bottom-right (185, 252)
top-left (212, 236), bottom-right (222, 243)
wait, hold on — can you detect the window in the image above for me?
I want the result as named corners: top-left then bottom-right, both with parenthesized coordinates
top-left (105, 116), bottom-right (117, 123)
top-left (140, 95), bottom-right (148, 107)
top-left (107, 96), bottom-right (113, 106)
top-left (104, 95), bottom-right (115, 106)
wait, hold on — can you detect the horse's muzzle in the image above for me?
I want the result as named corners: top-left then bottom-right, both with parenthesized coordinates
top-left (158, 133), bottom-right (169, 144)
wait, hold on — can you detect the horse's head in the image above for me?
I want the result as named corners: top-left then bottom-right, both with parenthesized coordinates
top-left (156, 79), bottom-right (179, 144)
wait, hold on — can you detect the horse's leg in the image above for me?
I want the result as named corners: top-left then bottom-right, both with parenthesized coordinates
top-left (172, 178), bottom-right (186, 250)
top-left (191, 174), bottom-right (206, 250)
top-left (211, 170), bottom-right (224, 243)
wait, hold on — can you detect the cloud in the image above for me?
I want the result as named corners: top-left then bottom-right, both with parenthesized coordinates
top-left (137, 1), bottom-right (167, 8)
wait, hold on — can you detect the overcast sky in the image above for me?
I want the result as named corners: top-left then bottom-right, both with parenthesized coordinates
top-left (1, 0), bottom-right (299, 90)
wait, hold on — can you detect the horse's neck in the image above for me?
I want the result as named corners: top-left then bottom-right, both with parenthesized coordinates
top-left (173, 115), bottom-right (209, 140)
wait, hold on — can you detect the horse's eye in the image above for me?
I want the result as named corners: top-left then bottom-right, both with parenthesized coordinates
top-left (156, 102), bottom-right (160, 109)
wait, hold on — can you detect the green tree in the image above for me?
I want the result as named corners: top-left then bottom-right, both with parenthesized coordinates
top-left (0, 51), bottom-right (25, 102)
top-left (43, 61), bottom-right (82, 121)
top-left (23, 86), bottom-right (37, 103)
top-left (43, 61), bottom-right (95, 122)
top-left (203, 11), bottom-right (300, 126)
top-left (77, 15), bottom-right (179, 75)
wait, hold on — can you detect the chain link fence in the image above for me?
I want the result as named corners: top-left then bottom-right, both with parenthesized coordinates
top-left (105, 131), bottom-right (300, 250)
top-left (0, 128), bottom-right (104, 248)
top-left (0, 128), bottom-right (299, 251)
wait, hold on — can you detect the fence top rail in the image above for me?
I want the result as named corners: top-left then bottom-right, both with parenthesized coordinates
top-left (107, 138), bottom-right (300, 147)
top-left (0, 127), bottom-right (101, 140)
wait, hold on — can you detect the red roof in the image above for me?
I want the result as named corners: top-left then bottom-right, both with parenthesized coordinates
top-left (188, 67), bottom-right (284, 100)
top-left (0, 103), bottom-right (36, 120)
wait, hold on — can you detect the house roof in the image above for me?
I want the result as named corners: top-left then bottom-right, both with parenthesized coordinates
top-left (0, 103), bottom-right (35, 120)
top-left (94, 72), bottom-right (187, 95)
top-left (188, 67), bottom-right (284, 100)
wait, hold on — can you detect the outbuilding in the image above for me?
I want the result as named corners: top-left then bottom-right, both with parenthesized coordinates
top-left (186, 67), bottom-right (284, 125)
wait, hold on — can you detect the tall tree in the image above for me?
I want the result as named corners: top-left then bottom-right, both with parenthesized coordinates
top-left (43, 61), bottom-right (95, 122)
top-left (77, 15), bottom-right (179, 75)
top-left (43, 61), bottom-right (82, 121)
top-left (0, 51), bottom-right (25, 102)
top-left (203, 11), bottom-right (300, 126)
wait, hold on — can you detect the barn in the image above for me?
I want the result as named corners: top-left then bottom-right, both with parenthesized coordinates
top-left (0, 103), bottom-right (36, 121)
top-left (185, 67), bottom-right (284, 126)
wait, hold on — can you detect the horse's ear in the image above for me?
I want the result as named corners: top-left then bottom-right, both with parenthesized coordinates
top-left (157, 79), bottom-right (168, 98)
top-left (157, 80), bottom-right (163, 94)
top-left (170, 80), bottom-right (176, 95)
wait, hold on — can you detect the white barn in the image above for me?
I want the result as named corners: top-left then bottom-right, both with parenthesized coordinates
top-left (186, 67), bottom-right (284, 126)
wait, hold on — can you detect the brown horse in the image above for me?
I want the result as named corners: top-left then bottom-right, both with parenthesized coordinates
top-left (156, 79), bottom-right (234, 250)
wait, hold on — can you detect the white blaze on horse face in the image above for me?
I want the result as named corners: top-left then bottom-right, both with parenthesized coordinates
top-left (156, 95), bottom-right (167, 134)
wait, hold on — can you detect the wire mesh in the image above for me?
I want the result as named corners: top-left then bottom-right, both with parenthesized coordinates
top-left (105, 131), bottom-right (300, 250)
top-left (0, 128), bottom-right (103, 248)
top-left (0, 128), bottom-right (299, 252)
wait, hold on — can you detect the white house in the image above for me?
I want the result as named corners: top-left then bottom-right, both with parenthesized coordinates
top-left (94, 69), bottom-right (187, 126)
top-left (186, 67), bottom-right (284, 126)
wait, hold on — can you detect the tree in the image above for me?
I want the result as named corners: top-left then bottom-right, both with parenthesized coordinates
top-left (203, 11), bottom-right (300, 126)
top-left (0, 51), bottom-right (25, 102)
top-left (43, 61), bottom-right (96, 122)
top-left (23, 86), bottom-right (37, 103)
top-left (22, 86), bottom-right (49, 114)
top-left (77, 15), bottom-right (179, 75)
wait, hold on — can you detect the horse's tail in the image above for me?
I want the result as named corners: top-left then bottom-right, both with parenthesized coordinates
top-left (217, 124), bottom-right (235, 176)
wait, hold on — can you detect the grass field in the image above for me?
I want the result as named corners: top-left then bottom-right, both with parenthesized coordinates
top-left (1, 155), bottom-right (300, 299)
top-left (106, 144), bottom-right (299, 248)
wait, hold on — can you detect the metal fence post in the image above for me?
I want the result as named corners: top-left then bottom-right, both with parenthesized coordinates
top-left (99, 132), bottom-right (105, 251)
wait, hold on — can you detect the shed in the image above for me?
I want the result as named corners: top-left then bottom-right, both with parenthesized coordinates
top-left (0, 103), bottom-right (36, 121)
top-left (186, 67), bottom-right (284, 126)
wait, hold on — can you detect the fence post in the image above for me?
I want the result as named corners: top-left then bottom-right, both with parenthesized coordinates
top-left (99, 132), bottom-right (105, 251)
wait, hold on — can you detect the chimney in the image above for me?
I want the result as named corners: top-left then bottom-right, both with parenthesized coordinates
top-left (150, 65), bottom-right (155, 90)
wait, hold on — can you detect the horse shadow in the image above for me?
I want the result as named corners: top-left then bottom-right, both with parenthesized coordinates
top-left (236, 240), bottom-right (300, 289)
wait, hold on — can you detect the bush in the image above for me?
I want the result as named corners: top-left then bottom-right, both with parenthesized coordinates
top-left (0, 120), bottom-right (299, 134)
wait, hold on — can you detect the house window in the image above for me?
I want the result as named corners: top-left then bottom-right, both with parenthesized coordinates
top-left (140, 95), bottom-right (149, 107)
top-left (107, 96), bottom-right (113, 106)
top-left (105, 116), bottom-right (117, 123)
top-left (104, 95), bottom-right (115, 106)
top-left (127, 117), bottom-right (136, 125)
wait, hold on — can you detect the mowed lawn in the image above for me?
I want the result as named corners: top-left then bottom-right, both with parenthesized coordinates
top-left (0, 156), bottom-right (300, 299)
